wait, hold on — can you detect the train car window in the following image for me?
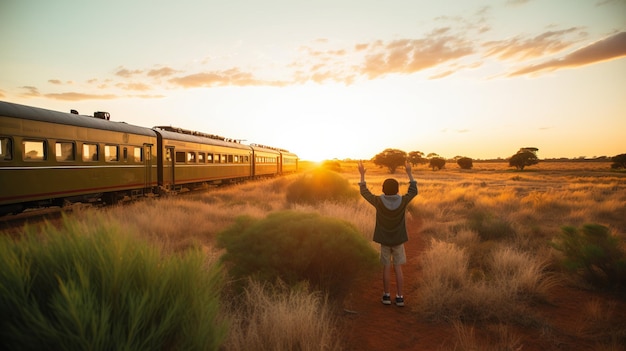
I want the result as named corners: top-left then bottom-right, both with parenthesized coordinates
top-left (123, 147), bottom-right (128, 161)
top-left (83, 143), bottom-right (98, 161)
top-left (222, 155), bottom-right (227, 163)
top-left (133, 147), bottom-right (142, 162)
top-left (0, 137), bottom-right (12, 161)
top-left (55, 142), bottom-right (75, 161)
top-left (165, 149), bottom-right (172, 162)
top-left (104, 145), bottom-right (119, 162)
top-left (207, 153), bottom-right (213, 163)
top-left (234, 155), bottom-right (239, 163)
top-left (175, 151), bottom-right (186, 163)
top-left (228, 155), bottom-right (233, 163)
top-left (187, 152), bottom-right (196, 163)
top-left (23, 140), bottom-right (46, 161)
top-left (198, 152), bottom-right (205, 163)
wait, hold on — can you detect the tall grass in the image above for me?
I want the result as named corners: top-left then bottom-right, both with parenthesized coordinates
top-left (0, 215), bottom-right (225, 351)
top-left (221, 279), bottom-right (343, 351)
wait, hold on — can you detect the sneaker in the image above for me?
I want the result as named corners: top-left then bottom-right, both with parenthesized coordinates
top-left (381, 294), bottom-right (391, 305)
top-left (395, 296), bottom-right (405, 307)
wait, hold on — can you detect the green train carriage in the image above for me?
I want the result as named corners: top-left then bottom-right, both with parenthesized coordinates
top-left (0, 101), bottom-right (158, 215)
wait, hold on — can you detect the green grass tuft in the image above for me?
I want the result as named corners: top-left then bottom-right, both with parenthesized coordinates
top-left (0, 215), bottom-right (225, 351)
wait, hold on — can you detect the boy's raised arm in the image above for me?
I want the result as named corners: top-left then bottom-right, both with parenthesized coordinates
top-left (405, 161), bottom-right (415, 182)
top-left (358, 160), bottom-right (366, 183)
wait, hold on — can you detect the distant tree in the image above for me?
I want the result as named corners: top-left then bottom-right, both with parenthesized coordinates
top-left (426, 152), bottom-right (439, 158)
top-left (429, 157), bottom-right (446, 171)
top-left (611, 153), bottom-right (626, 169)
top-left (407, 151), bottom-right (428, 166)
top-left (509, 148), bottom-right (539, 170)
top-left (457, 157), bottom-right (473, 170)
top-left (373, 148), bottom-right (407, 173)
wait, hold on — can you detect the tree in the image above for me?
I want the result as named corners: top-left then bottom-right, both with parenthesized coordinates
top-left (509, 148), bottom-right (539, 170)
top-left (457, 157), bottom-right (473, 169)
top-left (372, 148), bottom-right (407, 173)
top-left (407, 151), bottom-right (428, 166)
top-left (611, 153), bottom-right (626, 169)
top-left (429, 157), bottom-right (446, 171)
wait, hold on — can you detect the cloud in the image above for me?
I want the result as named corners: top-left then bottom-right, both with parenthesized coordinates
top-left (483, 27), bottom-right (582, 60)
top-left (48, 79), bottom-right (62, 85)
top-left (506, 0), bottom-right (531, 6)
top-left (115, 67), bottom-right (143, 78)
top-left (20, 86), bottom-right (41, 97)
top-left (360, 29), bottom-right (475, 79)
top-left (169, 68), bottom-right (288, 88)
top-left (147, 67), bottom-right (178, 78)
top-left (115, 82), bottom-right (152, 91)
top-left (508, 31), bottom-right (626, 76)
top-left (44, 92), bottom-right (117, 101)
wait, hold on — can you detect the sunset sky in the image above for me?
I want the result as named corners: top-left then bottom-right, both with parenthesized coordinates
top-left (1, 0), bottom-right (625, 162)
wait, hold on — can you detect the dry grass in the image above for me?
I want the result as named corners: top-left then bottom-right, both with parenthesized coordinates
top-left (220, 280), bottom-right (343, 351)
top-left (85, 161), bottom-right (625, 349)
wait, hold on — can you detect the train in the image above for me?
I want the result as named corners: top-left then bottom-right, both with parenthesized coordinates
top-left (0, 101), bottom-right (298, 216)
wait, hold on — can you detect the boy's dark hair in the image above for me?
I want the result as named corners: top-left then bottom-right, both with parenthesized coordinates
top-left (382, 178), bottom-right (399, 195)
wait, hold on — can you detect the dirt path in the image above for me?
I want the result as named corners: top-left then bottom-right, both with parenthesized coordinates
top-left (339, 217), bottom-right (456, 350)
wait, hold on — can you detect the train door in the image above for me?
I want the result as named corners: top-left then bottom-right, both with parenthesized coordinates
top-left (164, 146), bottom-right (175, 190)
top-left (143, 143), bottom-right (152, 191)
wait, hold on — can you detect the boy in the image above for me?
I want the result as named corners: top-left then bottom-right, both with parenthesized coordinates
top-left (358, 160), bottom-right (418, 306)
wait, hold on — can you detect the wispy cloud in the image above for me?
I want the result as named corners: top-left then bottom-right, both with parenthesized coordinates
top-left (20, 86), bottom-right (41, 97)
top-left (115, 82), bottom-right (152, 91)
top-left (147, 67), bottom-right (179, 78)
top-left (44, 92), bottom-right (118, 101)
top-left (508, 31), bottom-right (626, 76)
top-left (483, 27), bottom-right (583, 60)
top-left (115, 67), bottom-right (143, 78)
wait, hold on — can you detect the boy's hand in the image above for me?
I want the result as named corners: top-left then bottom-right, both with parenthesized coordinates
top-left (405, 161), bottom-right (415, 181)
top-left (357, 160), bottom-right (366, 175)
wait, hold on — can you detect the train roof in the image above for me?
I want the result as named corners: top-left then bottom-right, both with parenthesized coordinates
top-left (154, 127), bottom-right (252, 151)
top-left (0, 101), bottom-right (156, 137)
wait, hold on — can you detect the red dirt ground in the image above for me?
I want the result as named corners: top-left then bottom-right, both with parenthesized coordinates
top-left (339, 217), bottom-right (626, 351)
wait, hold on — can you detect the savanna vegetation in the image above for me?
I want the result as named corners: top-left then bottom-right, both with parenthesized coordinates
top-left (1, 160), bottom-right (625, 350)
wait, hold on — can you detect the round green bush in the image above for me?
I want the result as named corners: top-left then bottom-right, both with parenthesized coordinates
top-left (285, 168), bottom-right (359, 204)
top-left (217, 211), bottom-right (379, 299)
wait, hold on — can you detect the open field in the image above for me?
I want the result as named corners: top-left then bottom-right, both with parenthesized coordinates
top-left (2, 161), bottom-right (625, 350)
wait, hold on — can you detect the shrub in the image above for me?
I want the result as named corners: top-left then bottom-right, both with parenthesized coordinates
top-left (286, 168), bottom-right (359, 204)
top-left (466, 209), bottom-right (515, 242)
top-left (551, 224), bottom-right (626, 289)
top-left (0, 216), bottom-right (225, 351)
top-left (429, 157), bottom-right (446, 170)
top-left (610, 153), bottom-right (626, 169)
top-left (216, 211), bottom-right (379, 299)
top-left (457, 157), bottom-right (473, 170)
top-left (321, 160), bottom-right (342, 172)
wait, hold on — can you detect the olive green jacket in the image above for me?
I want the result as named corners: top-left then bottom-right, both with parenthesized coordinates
top-left (359, 180), bottom-right (418, 246)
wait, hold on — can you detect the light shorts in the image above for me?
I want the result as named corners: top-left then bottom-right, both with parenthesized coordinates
top-left (380, 244), bottom-right (406, 265)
